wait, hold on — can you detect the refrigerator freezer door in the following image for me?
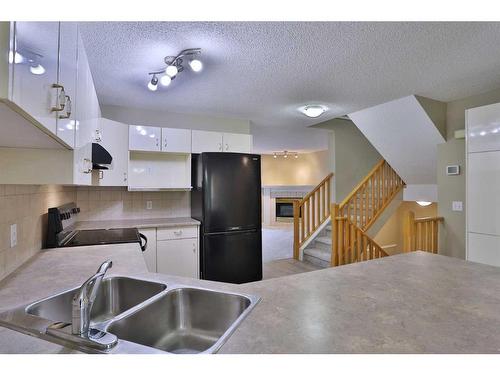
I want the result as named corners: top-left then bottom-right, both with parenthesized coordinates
top-left (202, 230), bottom-right (262, 284)
top-left (203, 153), bottom-right (261, 233)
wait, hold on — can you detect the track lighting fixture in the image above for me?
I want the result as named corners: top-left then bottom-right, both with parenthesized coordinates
top-left (146, 48), bottom-right (202, 91)
top-left (272, 151), bottom-right (299, 159)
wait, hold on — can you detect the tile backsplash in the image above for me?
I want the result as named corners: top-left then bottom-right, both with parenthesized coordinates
top-left (75, 186), bottom-right (190, 221)
top-left (0, 185), bottom-right (76, 280)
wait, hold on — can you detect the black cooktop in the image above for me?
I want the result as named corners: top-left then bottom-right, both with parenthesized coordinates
top-left (62, 228), bottom-right (141, 247)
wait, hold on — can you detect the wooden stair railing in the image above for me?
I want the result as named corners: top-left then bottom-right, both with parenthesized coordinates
top-left (338, 159), bottom-right (405, 232)
top-left (403, 211), bottom-right (444, 253)
top-left (331, 203), bottom-right (388, 266)
top-left (293, 173), bottom-right (334, 259)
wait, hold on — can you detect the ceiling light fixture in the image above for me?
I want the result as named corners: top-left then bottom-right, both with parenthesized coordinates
top-left (300, 105), bottom-right (327, 118)
top-left (189, 59), bottom-right (203, 72)
top-left (416, 201), bottom-right (432, 207)
top-left (29, 64), bottom-right (45, 75)
top-left (146, 48), bottom-right (202, 92)
top-left (147, 75), bottom-right (158, 91)
top-left (272, 151), bottom-right (299, 159)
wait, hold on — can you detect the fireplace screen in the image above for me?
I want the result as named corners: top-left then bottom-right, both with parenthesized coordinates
top-left (275, 198), bottom-right (301, 219)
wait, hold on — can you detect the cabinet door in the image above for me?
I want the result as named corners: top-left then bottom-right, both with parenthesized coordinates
top-left (467, 103), bottom-right (500, 153)
top-left (96, 118), bottom-right (129, 186)
top-left (73, 32), bottom-right (94, 185)
top-left (11, 22), bottom-right (60, 134)
top-left (161, 128), bottom-right (191, 153)
top-left (56, 22), bottom-right (78, 148)
top-left (157, 238), bottom-right (199, 278)
top-left (223, 133), bottom-right (252, 153)
top-left (140, 228), bottom-right (157, 272)
top-left (467, 151), bottom-right (500, 236)
top-left (192, 130), bottom-right (223, 153)
top-left (129, 125), bottom-right (161, 151)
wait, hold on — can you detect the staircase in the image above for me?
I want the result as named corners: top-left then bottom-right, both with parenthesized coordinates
top-left (297, 159), bottom-right (405, 268)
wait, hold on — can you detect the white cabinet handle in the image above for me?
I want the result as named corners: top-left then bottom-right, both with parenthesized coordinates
top-left (156, 138), bottom-right (159, 148)
top-left (50, 84), bottom-right (66, 112)
top-left (58, 95), bottom-right (72, 119)
top-left (164, 137), bottom-right (167, 149)
top-left (225, 143), bottom-right (229, 151)
top-left (83, 158), bottom-right (92, 174)
top-left (174, 230), bottom-right (183, 235)
top-left (98, 170), bottom-right (104, 180)
top-left (123, 172), bottom-right (127, 182)
top-left (218, 143), bottom-right (222, 151)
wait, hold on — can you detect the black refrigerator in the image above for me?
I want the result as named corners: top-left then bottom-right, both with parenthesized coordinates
top-left (191, 152), bottom-right (262, 284)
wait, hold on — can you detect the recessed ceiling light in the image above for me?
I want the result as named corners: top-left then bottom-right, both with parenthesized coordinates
top-left (300, 105), bottom-right (327, 118)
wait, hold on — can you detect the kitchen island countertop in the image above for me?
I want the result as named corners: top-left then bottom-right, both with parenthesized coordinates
top-left (1, 245), bottom-right (500, 354)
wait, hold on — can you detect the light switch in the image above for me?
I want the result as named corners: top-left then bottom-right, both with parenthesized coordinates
top-left (452, 201), bottom-right (463, 212)
top-left (10, 224), bottom-right (17, 248)
top-left (146, 201), bottom-right (153, 210)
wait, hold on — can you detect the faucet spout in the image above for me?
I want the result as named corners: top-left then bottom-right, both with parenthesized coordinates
top-left (72, 260), bottom-right (113, 336)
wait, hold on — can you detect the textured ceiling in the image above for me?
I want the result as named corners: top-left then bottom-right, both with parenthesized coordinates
top-left (79, 22), bottom-right (500, 129)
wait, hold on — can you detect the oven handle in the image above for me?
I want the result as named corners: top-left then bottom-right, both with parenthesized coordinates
top-left (139, 233), bottom-right (148, 252)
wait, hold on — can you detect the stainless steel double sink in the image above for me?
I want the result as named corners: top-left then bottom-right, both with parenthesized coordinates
top-left (0, 276), bottom-right (260, 354)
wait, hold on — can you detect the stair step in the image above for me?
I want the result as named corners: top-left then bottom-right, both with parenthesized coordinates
top-left (316, 236), bottom-right (332, 246)
top-left (303, 247), bottom-right (331, 268)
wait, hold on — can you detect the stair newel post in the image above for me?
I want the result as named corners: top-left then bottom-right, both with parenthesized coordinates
top-left (331, 203), bottom-right (339, 267)
top-left (403, 210), bottom-right (416, 252)
top-left (293, 200), bottom-right (300, 260)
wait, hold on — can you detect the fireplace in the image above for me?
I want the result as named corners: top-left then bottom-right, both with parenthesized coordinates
top-left (275, 198), bottom-right (301, 222)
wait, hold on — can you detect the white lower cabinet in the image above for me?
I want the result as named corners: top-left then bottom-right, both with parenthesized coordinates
top-left (140, 228), bottom-right (157, 272)
top-left (157, 226), bottom-right (199, 278)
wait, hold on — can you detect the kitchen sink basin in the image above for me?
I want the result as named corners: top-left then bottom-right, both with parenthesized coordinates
top-left (106, 287), bottom-right (253, 353)
top-left (26, 277), bottom-right (167, 324)
top-left (0, 275), bottom-right (259, 354)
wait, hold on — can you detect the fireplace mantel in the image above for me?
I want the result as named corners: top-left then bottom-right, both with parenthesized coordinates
top-left (261, 185), bottom-right (313, 226)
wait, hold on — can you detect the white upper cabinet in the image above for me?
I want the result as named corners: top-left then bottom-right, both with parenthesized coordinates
top-left (192, 130), bottom-right (223, 153)
top-left (55, 22), bottom-right (78, 148)
top-left (223, 133), bottom-right (252, 153)
top-left (129, 125), bottom-right (161, 152)
top-left (467, 102), bottom-right (500, 153)
top-left (161, 128), bottom-right (191, 153)
top-left (192, 130), bottom-right (252, 153)
top-left (95, 118), bottom-right (129, 186)
top-left (11, 22), bottom-right (60, 135)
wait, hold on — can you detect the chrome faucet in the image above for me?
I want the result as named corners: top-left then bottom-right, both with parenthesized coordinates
top-left (72, 260), bottom-right (112, 336)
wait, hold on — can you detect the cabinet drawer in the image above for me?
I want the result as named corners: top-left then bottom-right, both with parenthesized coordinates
top-left (157, 226), bottom-right (198, 240)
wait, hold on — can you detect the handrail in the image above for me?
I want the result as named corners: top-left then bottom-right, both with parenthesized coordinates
top-left (403, 211), bottom-right (443, 253)
top-left (293, 173), bottom-right (334, 259)
top-left (331, 204), bottom-right (388, 266)
top-left (338, 159), bottom-right (405, 232)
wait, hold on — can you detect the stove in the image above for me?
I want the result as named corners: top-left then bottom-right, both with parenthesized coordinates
top-left (46, 203), bottom-right (147, 251)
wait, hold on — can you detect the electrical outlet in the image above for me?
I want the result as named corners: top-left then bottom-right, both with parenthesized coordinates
top-left (10, 224), bottom-right (17, 248)
top-left (146, 201), bottom-right (153, 210)
top-left (452, 201), bottom-right (463, 212)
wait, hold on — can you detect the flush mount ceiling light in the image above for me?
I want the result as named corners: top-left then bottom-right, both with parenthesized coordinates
top-left (416, 201), bottom-right (432, 207)
top-left (299, 105), bottom-right (327, 118)
top-left (147, 48), bottom-right (202, 91)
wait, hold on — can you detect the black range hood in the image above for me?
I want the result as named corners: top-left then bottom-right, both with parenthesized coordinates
top-left (92, 143), bottom-right (113, 170)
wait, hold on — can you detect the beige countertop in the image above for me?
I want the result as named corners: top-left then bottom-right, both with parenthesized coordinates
top-left (74, 217), bottom-right (200, 230)
top-left (2, 245), bottom-right (500, 354)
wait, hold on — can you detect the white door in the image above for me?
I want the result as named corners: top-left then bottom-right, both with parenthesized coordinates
top-left (56, 22), bottom-right (78, 148)
top-left (157, 239), bottom-right (198, 278)
top-left (96, 118), bottom-right (129, 186)
top-left (129, 125), bottom-right (161, 151)
top-left (161, 128), bottom-right (191, 153)
top-left (11, 22), bottom-right (60, 134)
top-left (140, 228), bottom-right (157, 272)
top-left (192, 130), bottom-right (223, 153)
top-left (223, 133), bottom-right (253, 153)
